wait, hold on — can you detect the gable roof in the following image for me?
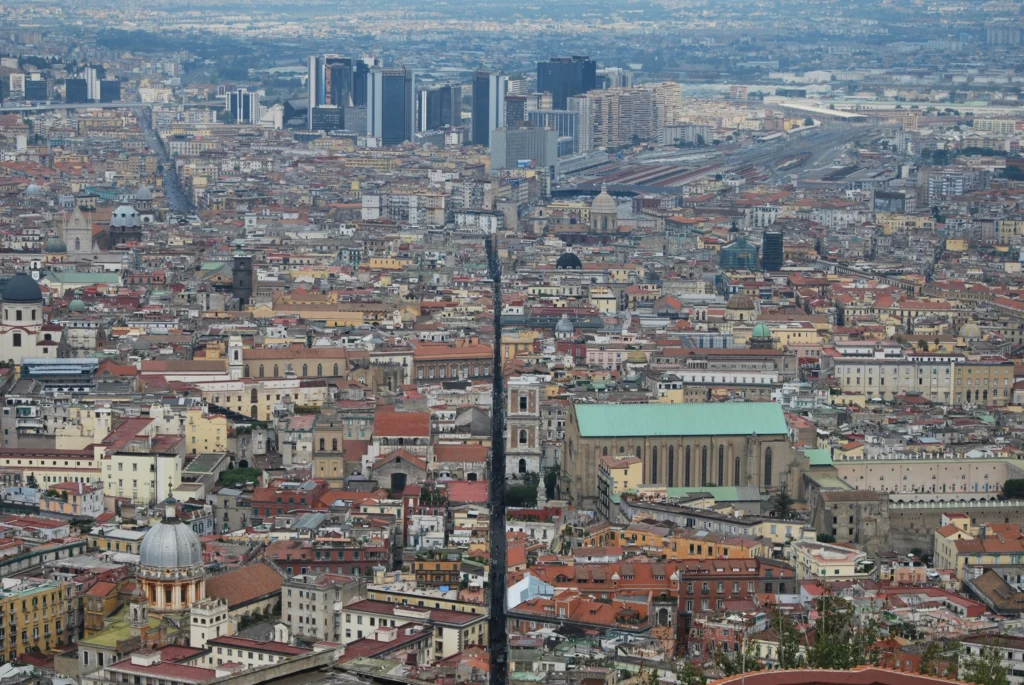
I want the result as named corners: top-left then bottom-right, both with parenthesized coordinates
top-left (573, 402), bottom-right (789, 438)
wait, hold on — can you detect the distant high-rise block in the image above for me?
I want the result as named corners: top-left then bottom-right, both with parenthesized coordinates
top-left (504, 95), bottom-right (527, 126)
top-left (762, 230), bottom-right (784, 272)
top-left (99, 79), bottom-right (121, 103)
top-left (324, 55), bottom-right (354, 107)
top-left (64, 78), bottom-right (88, 104)
top-left (420, 83), bottom-right (461, 131)
top-left (471, 69), bottom-right (507, 147)
top-left (368, 66), bottom-right (414, 145)
top-left (537, 56), bottom-right (596, 109)
top-left (490, 126), bottom-right (558, 174)
top-left (307, 55), bottom-right (320, 128)
top-left (227, 88), bottom-right (259, 124)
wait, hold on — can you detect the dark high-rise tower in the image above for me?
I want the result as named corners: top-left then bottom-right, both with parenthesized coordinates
top-left (353, 58), bottom-right (374, 107)
top-left (762, 230), bottom-right (784, 272)
top-left (537, 56), bottom-right (596, 109)
top-left (324, 56), bottom-right (354, 107)
top-left (367, 66), bottom-right (415, 146)
top-left (504, 95), bottom-right (527, 127)
top-left (419, 84), bottom-right (461, 131)
top-left (471, 70), bottom-right (507, 146)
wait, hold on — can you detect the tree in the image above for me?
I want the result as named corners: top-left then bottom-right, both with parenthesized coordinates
top-left (771, 481), bottom-right (794, 519)
top-left (961, 647), bottom-right (1009, 685)
top-left (544, 465), bottom-right (560, 500)
top-left (804, 117), bottom-right (814, 126)
top-left (25, 474), bottom-right (38, 489)
top-left (920, 640), bottom-right (944, 676)
top-left (767, 605), bottom-right (804, 669)
top-left (1002, 479), bottom-right (1024, 499)
top-left (677, 660), bottom-right (706, 685)
top-left (804, 594), bottom-right (879, 670)
top-left (716, 640), bottom-right (762, 676)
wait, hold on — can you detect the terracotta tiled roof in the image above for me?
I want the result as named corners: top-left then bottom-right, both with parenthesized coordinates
top-left (205, 561), bottom-right (284, 609)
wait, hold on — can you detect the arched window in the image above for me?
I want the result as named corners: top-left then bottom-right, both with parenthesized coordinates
top-left (734, 455), bottom-right (741, 486)
top-left (273, 364), bottom-right (279, 377)
top-left (602, 446), bottom-right (608, 457)
top-left (334, 363), bottom-right (339, 376)
top-left (668, 447), bottom-right (676, 488)
top-left (619, 446), bottom-right (625, 454)
top-left (636, 446), bottom-right (642, 459)
top-left (250, 389), bottom-right (258, 403)
top-left (259, 365), bottom-right (264, 378)
top-left (685, 447), bottom-right (691, 487)
top-left (764, 448), bottom-right (773, 487)
top-left (244, 365), bottom-right (249, 377)
top-left (319, 439), bottom-right (325, 451)
top-left (75, 237), bottom-right (81, 251)
top-left (718, 445), bottom-right (725, 486)
top-left (651, 446), bottom-right (659, 484)
top-left (250, 405), bottom-right (257, 418)
top-left (302, 364), bottom-right (308, 377)
top-left (701, 446), bottom-right (708, 485)
top-left (518, 429), bottom-right (528, 445)
top-left (518, 459), bottom-right (527, 474)
top-left (234, 350), bottom-right (240, 361)
top-left (332, 438), bottom-right (338, 451)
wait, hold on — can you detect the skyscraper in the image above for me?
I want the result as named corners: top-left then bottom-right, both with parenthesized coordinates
top-left (471, 69), bottom-right (507, 147)
top-left (308, 55), bottom-right (321, 127)
top-left (64, 78), bottom-right (88, 104)
top-left (367, 66), bottom-right (414, 146)
top-left (324, 55), bottom-right (354, 107)
top-left (419, 84), bottom-right (461, 131)
top-left (504, 95), bottom-right (527, 127)
top-left (353, 58), bottom-right (374, 107)
top-left (537, 56), bottom-right (597, 109)
top-left (227, 88), bottom-right (259, 124)
top-left (762, 230), bottom-right (784, 272)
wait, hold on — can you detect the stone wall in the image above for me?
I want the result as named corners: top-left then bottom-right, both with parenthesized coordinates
top-left (889, 499), bottom-right (1024, 555)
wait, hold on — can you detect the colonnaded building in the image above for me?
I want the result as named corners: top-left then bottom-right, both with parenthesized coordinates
top-left (563, 402), bottom-right (798, 507)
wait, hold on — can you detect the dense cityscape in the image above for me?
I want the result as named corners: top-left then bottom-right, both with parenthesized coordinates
top-left (5, 0), bottom-right (1024, 684)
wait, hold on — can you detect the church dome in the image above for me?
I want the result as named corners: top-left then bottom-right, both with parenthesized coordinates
top-left (139, 501), bottom-right (203, 570)
top-left (24, 183), bottom-right (44, 198)
top-left (727, 294), bottom-right (755, 310)
top-left (959, 322), bottom-right (982, 340)
top-left (136, 185), bottom-right (154, 202)
top-left (68, 297), bottom-right (86, 313)
top-left (45, 236), bottom-right (68, 253)
top-left (555, 314), bottom-right (575, 334)
top-left (2, 274), bottom-right (42, 303)
top-left (111, 205), bottom-right (141, 228)
top-left (590, 184), bottom-right (617, 214)
top-left (556, 252), bottom-right (582, 269)
top-left (751, 322), bottom-right (772, 339)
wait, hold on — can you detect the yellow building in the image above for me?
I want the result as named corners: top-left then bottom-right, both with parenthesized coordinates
top-left (501, 330), bottom-right (542, 363)
top-left (946, 238), bottom-right (969, 252)
top-left (0, 579), bottom-right (71, 660)
top-left (954, 357), bottom-right (1014, 406)
top-left (582, 520), bottom-right (763, 560)
top-left (185, 408), bottom-right (229, 456)
top-left (933, 517), bottom-right (1024, 579)
top-left (595, 455), bottom-right (643, 519)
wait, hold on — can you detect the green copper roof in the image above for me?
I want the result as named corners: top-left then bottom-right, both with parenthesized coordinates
top-left (803, 448), bottom-right (833, 467)
top-left (574, 402), bottom-right (789, 438)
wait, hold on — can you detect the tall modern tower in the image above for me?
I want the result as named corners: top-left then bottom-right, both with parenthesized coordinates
top-left (353, 58), bottom-right (375, 107)
top-left (420, 84), bottom-right (461, 131)
top-left (537, 56), bottom-right (597, 109)
top-left (307, 55), bottom-right (321, 129)
top-left (367, 66), bottom-right (415, 146)
top-left (471, 70), bottom-right (507, 147)
top-left (324, 55), bottom-right (354, 108)
top-left (762, 230), bottom-right (784, 272)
